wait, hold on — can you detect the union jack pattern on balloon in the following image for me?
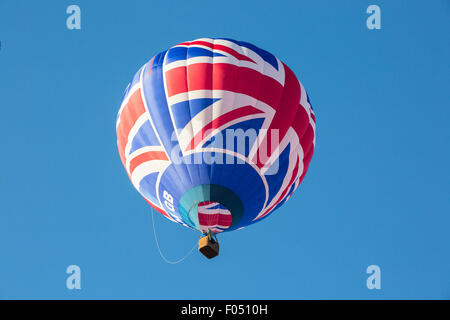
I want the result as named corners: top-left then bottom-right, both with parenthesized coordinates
top-left (116, 38), bottom-right (316, 233)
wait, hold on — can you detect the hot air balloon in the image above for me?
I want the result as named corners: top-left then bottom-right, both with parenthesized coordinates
top-left (116, 38), bottom-right (316, 259)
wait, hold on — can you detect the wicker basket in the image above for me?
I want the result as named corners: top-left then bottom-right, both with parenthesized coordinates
top-left (198, 234), bottom-right (219, 259)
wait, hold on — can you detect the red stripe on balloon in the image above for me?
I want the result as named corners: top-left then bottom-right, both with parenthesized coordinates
top-left (165, 64), bottom-right (283, 109)
top-left (116, 89), bottom-right (146, 167)
top-left (259, 156), bottom-right (300, 220)
top-left (252, 63), bottom-right (300, 169)
top-left (128, 150), bottom-right (168, 175)
top-left (185, 105), bottom-right (264, 152)
top-left (143, 197), bottom-right (172, 220)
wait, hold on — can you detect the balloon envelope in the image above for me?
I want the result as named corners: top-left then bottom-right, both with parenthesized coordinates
top-left (116, 38), bottom-right (316, 233)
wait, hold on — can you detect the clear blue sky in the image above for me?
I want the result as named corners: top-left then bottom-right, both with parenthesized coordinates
top-left (0, 0), bottom-right (449, 299)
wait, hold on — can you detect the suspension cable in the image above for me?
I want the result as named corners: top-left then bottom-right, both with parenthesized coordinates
top-left (150, 207), bottom-right (198, 264)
